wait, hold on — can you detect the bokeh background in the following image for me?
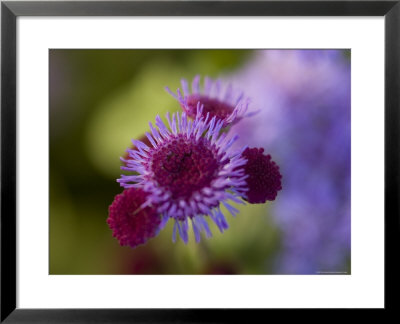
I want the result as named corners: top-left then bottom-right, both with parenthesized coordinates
top-left (50, 49), bottom-right (351, 275)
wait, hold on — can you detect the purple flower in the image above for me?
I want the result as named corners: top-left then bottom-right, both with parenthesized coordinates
top-left (118, 104), bottom-right (249, 244)
top-left (108, 73), bottom-right (284, 249)
top-left (165, 75), bottom-right (256, 127)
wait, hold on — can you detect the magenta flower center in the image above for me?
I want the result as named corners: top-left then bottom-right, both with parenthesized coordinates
top-left (184, 95), bottom-right (234, 121)
top-left (150, 135), bottom-right (221, 201)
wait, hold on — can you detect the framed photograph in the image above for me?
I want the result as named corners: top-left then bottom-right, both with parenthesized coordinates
top-left (1, 0), bottom-right (398, 321)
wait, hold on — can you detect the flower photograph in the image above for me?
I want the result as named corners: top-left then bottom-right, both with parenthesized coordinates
top-left (50, 49), bottom-right (350, 275)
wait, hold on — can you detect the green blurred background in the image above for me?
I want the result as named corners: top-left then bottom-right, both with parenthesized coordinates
top-left (49, 50), bottom-right (281, 274)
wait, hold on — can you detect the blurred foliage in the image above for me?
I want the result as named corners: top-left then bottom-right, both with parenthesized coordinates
top-left (49, 49), bottom-right (281, 274)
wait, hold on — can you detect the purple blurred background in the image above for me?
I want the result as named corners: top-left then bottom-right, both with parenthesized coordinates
top-left (230, 50), bottom-right (351, 274)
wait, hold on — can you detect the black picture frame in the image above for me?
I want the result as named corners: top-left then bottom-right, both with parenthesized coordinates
top-left (1, 0), bottom-right (399, 322)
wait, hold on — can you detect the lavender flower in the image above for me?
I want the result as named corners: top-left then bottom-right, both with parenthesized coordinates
top-left (165, 75), bottom-right (256, 127)
top-left (108, 72), bottom-right (283, 249)
top-left (118, 104), bottom-right (249, 244)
